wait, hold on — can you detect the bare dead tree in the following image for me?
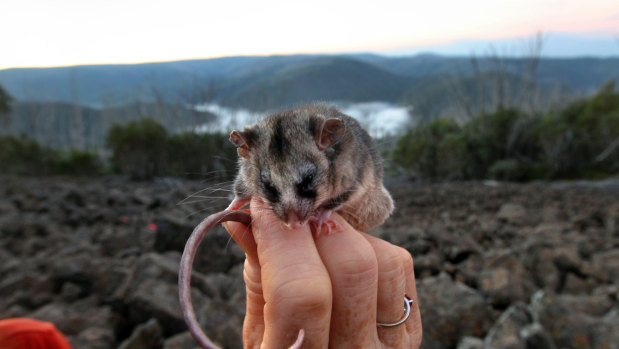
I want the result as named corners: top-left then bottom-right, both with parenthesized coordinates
top-left (471, 54), bottom-right (487, 117)
top-left (0, 85), bottom-right (13, 132)
top-left (176, 75), bottom-right (221, 131)
top-left (519, 32), bottom-right (546, 114)
top-left (70, 67), bottom-right (86, 149)
top-left (447, 74), bottom-right (476, 121)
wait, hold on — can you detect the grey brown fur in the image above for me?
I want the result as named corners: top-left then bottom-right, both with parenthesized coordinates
top-left (230, 105), bottom-right (393, 232)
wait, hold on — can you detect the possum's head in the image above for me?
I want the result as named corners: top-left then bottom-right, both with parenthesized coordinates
top-left (229, 107), bottom-right (346, 228)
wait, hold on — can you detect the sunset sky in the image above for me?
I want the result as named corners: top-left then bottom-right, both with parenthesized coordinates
top-left (1, 0), bottom-right (618, 69)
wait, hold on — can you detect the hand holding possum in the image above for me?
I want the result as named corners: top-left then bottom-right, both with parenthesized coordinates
top-left (223, 198), bottom-right (422, 348)
top-left (229, 105), bottom-right (394, 234)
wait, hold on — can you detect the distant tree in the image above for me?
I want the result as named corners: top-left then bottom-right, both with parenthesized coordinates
top-left (0, 84), bottom-right (11, 114)
top-left (106, 118), bottom-right (168, 179)
top-left (166, 132), bottom-right (237, 180)
top-left (393, 118), bottom-right (466, 179)
top-left (0, 84), bottom-right (13, 131)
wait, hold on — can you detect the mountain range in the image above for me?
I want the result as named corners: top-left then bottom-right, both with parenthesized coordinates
top-left (1, 53), bottom-right (618, 113)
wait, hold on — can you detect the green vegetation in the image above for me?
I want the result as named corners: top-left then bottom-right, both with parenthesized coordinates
top-left (107, 118), bottom-right (168, 179)
top-left (1, 118), bottom-right (237, 180)
top-left (0, 135), bottom-right (103, 176)
top-left (2, 79), bottom-right (617, 183)
top-left (51, 150), bottom-right (104, 176)
top-left (393, 118), bottom-right (466, 179)
top-left (393, 81), bottom-right (619, 181)
top-left (0, 84), bottom-right (11, 114)
top-left (106, 118), bottom-right (237, 180)
top-left (166, 132), bottom-right (237, 180)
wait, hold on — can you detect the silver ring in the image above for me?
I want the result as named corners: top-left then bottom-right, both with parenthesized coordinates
top-left (377, 295), bottom-right (414, 327)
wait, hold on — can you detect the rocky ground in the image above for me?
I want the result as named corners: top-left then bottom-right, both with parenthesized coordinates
top-left (0, 175), bottom-right (617, 349)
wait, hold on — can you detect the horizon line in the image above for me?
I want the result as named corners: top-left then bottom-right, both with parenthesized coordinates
top-left (2, 51), bottom-right (619, 70)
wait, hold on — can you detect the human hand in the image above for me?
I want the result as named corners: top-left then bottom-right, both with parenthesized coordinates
top-left (223, 198), bottom-right (422, 348)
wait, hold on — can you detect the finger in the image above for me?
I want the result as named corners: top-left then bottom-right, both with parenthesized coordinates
top-left (364, 234), bottom-right (412, 346)
top-left (222, 214), bottom-right (265, 346)
top-left (400, 247), bottom-right (422, 349)
top-left (222, 209), bottom-right (256, 263)
top-left (251, 198), bottom-right (332, 348)
top-left (313, 213), bottom-right (380, 347)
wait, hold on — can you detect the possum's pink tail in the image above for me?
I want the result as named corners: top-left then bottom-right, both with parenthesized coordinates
top-left (179, 209), bottom-right (305, 349)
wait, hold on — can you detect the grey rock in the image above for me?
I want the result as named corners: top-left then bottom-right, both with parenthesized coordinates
top-left (530, 290), bottom-right (605, 349)
top-left (520, 323), bottom-right (556, 349)
top-left (483, 303), bottom-right (533, 349)
top-left (557, 293), bottom-right (614, 317)
top-left (412, 251), bottom-right (444, 278)
top-left (60, 282), bottom-right (84, 301)
top-left (0, 273), bottom-right (53, 298)
top-left (591, 249), bottom-right (619, 282)
top-left (132, 187), bottom-right (161, 209)
top-left (456, 337), bottom-right (484, 349)
top-left (118, 252), bottom-right (219, 300)
top-left (71, 326), bottom-right (116, 349)
top-left (477, 250), bottom-right (536, 307)
top-left (497, 203), bottom-right (526, 224)
top-left (521, 240), bottom-right (561, 291)
top-left (197, 299), bottom-right (244, 349)
top-left (91, 258), bottom-right (132, 299)
top-left (598, 308), bottom-right (619, 349)
top-left (541, 206), bottom-right (564, 223)
top-left (118, 318), bottom-right (164, 349)
top-left (153, 213), bottom-right (195, 253)
top-left (562, 269), bottom-right (598, 294)
top-left (49, 253), bottom-right (98, 297)
top-left (28, 298), bottom-right (117, 337)
top-left (164, 331), bottom-right (202, 349)
top-left (126, 279), bottom-right (206, 337)
top-left (417, 273), bottom-right (496, 349)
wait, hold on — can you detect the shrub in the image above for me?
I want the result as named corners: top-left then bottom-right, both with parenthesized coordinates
top-left (393, 118), bottom-right (466, 179)
top-left (0, 135), bottom-right (57, 175)
top-left (166, 132), bottom-right (237, 180)
top-left (105, 117), bottom-right (238, 180)
top-left (106, 118), bottom-right (168, 179)
top-left (0, 136), bottom-right (105, 176)
top-left (52, 150), bottom-right (104, 176)
top-left (463, 107), bottom-right (542, 179)
top-left (536, 81), bottom-right (619, 178)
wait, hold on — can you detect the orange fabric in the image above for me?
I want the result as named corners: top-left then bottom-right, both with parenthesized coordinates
top-left (0, 318), bottom-right (72, 349)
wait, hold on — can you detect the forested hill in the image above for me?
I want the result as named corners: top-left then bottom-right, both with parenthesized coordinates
top-left (1, 54), bottom-right (618, 111)
top-left (4, 101), bottom-right (215, 149)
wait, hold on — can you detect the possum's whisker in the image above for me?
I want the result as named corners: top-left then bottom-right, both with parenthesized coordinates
top-left (334, 207), bottom-right (361, 221)
top-left (178, 199), bottom-right (227, 205)
top-left (210, 155), bottom-right (238, 164)
top-left (178, 185), bottom-right (234, 205)
top-left (183, 195), bottom-right (231, 200)
top-left (183, 205), bottom-right (225, 218)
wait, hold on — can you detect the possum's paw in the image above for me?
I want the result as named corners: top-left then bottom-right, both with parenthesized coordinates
top-left (309, 210), bottom-right (335, 237)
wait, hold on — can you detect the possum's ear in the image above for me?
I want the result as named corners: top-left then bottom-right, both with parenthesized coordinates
top-left (316, 118), bottom-right (346, 150)
top-left (230, 129), bottom-right (256, 158)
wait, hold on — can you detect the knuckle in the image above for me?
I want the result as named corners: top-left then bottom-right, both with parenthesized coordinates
top-left (398, 247), bottom-right (414, 269)
top-left (271, 277), bottom-right (332, 319)
top-left (335, 243), bottom-right (379, 287)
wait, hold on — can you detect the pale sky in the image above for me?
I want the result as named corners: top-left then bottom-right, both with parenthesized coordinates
top-left (1, 0), bottom-right (618, 69)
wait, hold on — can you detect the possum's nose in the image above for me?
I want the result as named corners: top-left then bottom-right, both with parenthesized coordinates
top-left (284, 209), bottom-right (304, 230)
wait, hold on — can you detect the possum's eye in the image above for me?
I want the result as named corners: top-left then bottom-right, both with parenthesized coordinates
top-left (296, 172), bottom-right (317, 199)
top-left (260, 177), bottom-right (280, 203)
